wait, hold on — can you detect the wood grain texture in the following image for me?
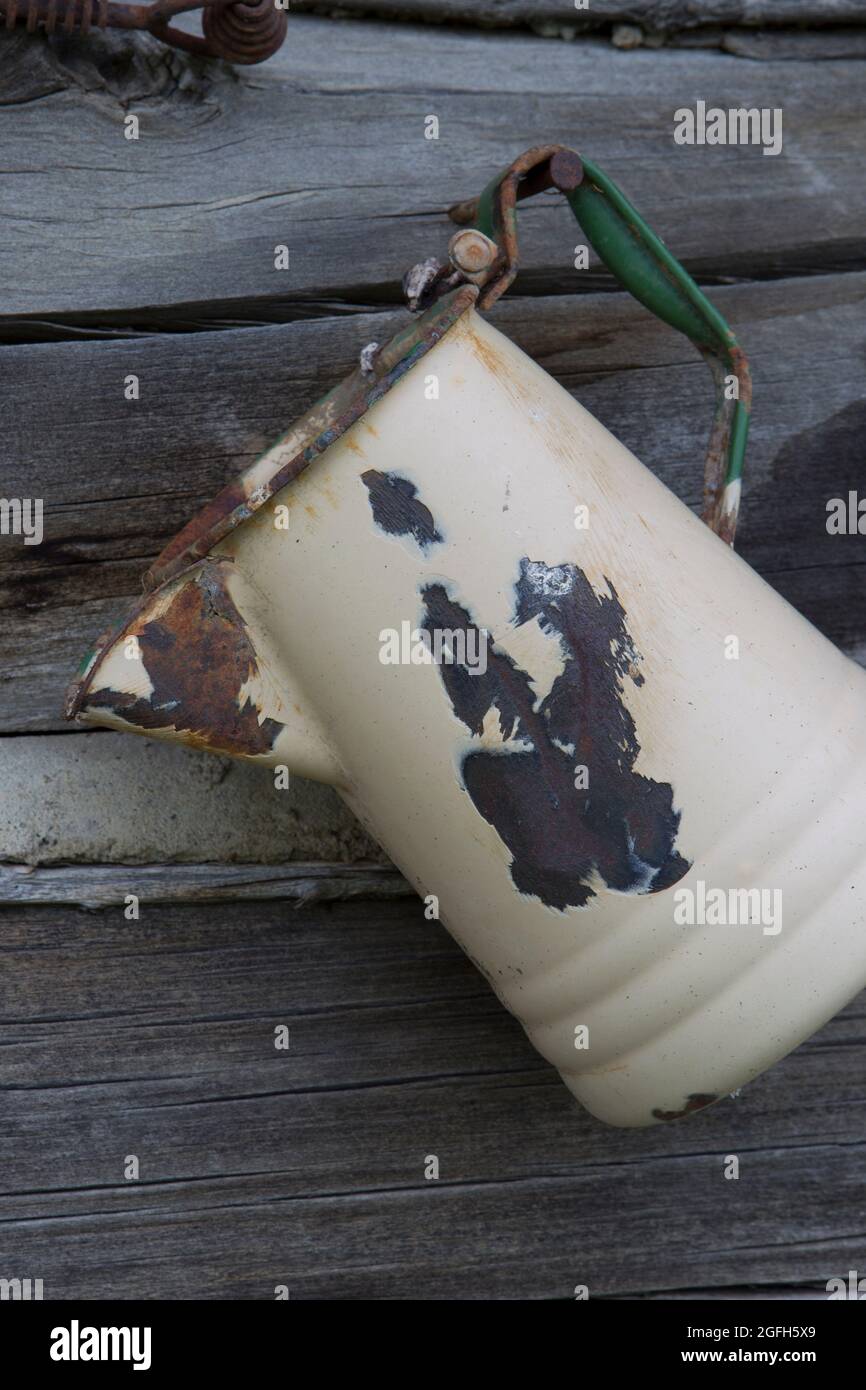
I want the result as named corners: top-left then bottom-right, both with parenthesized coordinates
top-left (720, 27), bottom-right (866, 58)
top-left (0, 21), bottom-right (864, 325)
top-left (3, 273), bottom-right (864, 732)
top-left (0, 862), bottom-right (409, 906)
top-left (291, 1), bottom-right (866, 36)
top-left (1, 898), bottom-right (864, 1299)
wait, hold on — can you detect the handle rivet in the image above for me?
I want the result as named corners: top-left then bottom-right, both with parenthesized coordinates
top-left (448, 229), bottom-right (498, 277)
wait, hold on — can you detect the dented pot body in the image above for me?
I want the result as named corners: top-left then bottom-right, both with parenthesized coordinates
top-left (69, 305), bottom-right (866, 1127)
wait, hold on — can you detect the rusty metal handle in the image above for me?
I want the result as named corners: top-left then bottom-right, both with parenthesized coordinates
top-left (449, 146), bottom-right (751, 546)
top-left (0, 0), bottom-right (288, 64)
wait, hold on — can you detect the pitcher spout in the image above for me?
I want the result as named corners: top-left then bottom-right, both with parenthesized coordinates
top-left (65, 556), bottom-right (344, 785)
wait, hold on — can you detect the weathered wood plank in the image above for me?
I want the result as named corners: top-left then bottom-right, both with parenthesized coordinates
top-left (1, 898), bottom-right (864, 1298)
top-left (3, 1155), bottom-right (865, 1300)
top-left (720, 27), bottom-right (866, 58)
top-left (3, 273), bottom-right (864, 732)
top-left (0, 21), bottom-right (864, 324)
top-left (0, 861), bottom-right (409, 905)
top-left (291, 1), bottom-right (866, 35)
top-left (621, 1286), bottom-right (831, 1299)
top-left (0, 731), bottom-right (384, 866)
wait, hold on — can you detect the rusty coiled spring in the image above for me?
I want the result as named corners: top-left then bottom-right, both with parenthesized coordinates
top-left (0, 0), bottom-right (288, 64)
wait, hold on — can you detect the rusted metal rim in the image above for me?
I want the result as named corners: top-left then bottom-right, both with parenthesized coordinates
top-left (64, 571), bottom-right (177, 723)
top-left (65, 284), bottom-right (478, 724)
top-left (144, 283), bottom-right (477, 594)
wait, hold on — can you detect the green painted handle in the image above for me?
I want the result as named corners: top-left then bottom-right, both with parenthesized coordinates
top-left (570, 159), bottom-right (730, 349)
top-left (472, 152), bottom-right (751, 543)
top-left (570, 158), bottom-right (750, 541)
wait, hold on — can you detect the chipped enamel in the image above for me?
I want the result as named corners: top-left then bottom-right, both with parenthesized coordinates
top-left (68, 307), bottom-right (866, 1127)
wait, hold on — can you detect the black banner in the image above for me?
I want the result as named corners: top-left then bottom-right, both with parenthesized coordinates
top-left (2, 1296), bottom-right (861, 1375)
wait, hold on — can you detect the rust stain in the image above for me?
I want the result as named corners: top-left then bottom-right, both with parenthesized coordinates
top-left (421, 557), bottom-right (690, 912)
top-left (466, 325), bottom-right (516, 388)
top-left (140, 284), bottom-right (478, 594)
top-left (463, 322), bottom-right (555, 433)
top-left (448, 143), bottom-right (581, 311)
top-left (716, 507), bottom-right (737, 548)
top-left (304, 504), bottom-right (319, 520)
top-left (652, 1093), bottom-right (718, 1123)
top-left (149, 480), bottom-right (249, 586)
top-left (85, 562), bottom-right (283, 758)
top-left (344, 437), bottom-right (366, 458)
top-left (231, 500), bottom-right (284, 537)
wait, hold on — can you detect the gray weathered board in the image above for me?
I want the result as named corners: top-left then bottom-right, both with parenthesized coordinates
top-left (1, 9), bottom-right (865, 1300)
top-left (1, 18), bottom-right (865, 323)
top-left (290, 1), bottom-right (866, 34)
top-left (3, 898), bottom-right (865, 1300)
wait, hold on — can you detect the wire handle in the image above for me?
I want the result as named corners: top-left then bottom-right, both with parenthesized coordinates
top-left (0, 0), bottom-right (288, 65)
top-left (449, 145), bottom-right (751, 545)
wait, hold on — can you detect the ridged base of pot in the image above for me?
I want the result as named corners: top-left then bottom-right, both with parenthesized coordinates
top-left (541, 819), bottom-right (866, 1127)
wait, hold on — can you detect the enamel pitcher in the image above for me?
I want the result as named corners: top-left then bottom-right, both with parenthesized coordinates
top-left (66, 147), bottom-right (866, 1127)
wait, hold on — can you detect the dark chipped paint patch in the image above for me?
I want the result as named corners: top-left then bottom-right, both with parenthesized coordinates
top-left (361, 469), bottom-right (443, 551)
top-left (421, 558), bottom-right (690, 912)
top-left (652, 1093), bottom-right (718, 1123)
top-left (86, 562), bottom-right (283, 758)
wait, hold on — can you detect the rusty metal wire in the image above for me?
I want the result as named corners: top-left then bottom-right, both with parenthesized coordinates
top-left (0, 0), bottom-right (288, 64)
